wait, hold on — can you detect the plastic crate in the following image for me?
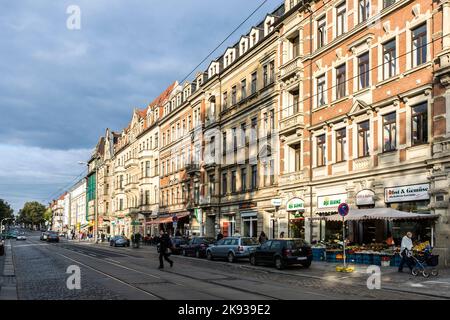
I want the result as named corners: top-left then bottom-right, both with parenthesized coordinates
top-left (372, 255), bottom-right (381, 265)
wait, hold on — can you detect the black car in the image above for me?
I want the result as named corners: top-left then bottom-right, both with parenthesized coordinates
top-left (46, 231), bottom-right (60, 243)
top-left (156, 236), bottom-right (188, 254)
top-left (181, 237), bottom-right (215, 258)
top-left (249, 238), bottom-right (312, 270)
top-left (110, 235), bottom-right (130, 247)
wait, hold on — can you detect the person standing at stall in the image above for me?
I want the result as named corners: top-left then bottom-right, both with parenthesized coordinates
top-left (398, 232), bottom-right (414, 273)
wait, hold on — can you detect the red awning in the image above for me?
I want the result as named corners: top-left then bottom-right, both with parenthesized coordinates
top-left (146, 212), bottom-right (190, 225)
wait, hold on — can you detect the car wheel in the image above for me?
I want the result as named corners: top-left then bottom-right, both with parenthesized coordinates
top-left (206, 251), bottom-right (214, 261)
top-left (250, 254), bottom-right (257, 266)
top-left (195, 250), bottom-right (200, 258)
top-left (275, 257), bottom-right (284, 270)
top-left (227, 252), bottom-right (235, 263)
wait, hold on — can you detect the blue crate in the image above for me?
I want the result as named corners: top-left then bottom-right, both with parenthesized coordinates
top-left (373, 255), bottom-right (381, 265)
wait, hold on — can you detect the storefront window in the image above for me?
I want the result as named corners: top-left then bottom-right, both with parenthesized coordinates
top-left (243, 216), bottom-right (257, 237)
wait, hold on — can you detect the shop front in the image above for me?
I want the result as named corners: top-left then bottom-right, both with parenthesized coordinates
top-left (241, 210), bottom-right (258, 238)
top-left (286, 197), bottom-right (306, 239)
top-left (146, 212), bottom-right (189, 236)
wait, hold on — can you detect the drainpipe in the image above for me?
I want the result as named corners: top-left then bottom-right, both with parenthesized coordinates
top-left (307, 4), bottom-right (314, 244)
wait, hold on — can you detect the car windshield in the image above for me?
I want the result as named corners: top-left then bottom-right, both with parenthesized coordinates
top-left (241, 238), bottom-right (259, 246)
top-left (287, 239), bottom-right (310, 249)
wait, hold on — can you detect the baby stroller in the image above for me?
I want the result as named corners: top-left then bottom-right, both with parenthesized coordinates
top-left (410, 246), bottom-right (439, 278)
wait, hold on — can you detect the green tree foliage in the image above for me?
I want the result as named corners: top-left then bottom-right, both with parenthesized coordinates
top-left (18, 201), bottom-right (46, 226)
top-left (0, 199), bottom-right (14, 221)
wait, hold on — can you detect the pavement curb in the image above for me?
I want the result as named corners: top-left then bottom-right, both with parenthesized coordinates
top-left (0, 240), bottom-right (18, 300)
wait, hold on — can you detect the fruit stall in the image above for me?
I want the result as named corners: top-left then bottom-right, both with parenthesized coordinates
top-left (309, 207), bottom-right (439, 266)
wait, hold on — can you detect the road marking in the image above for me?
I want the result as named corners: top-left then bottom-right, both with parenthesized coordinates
top-left (104, 258), bottom-right (121, 264)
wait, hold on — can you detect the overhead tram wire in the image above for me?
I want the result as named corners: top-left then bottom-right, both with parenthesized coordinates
top-left (42, 169), bottom-right (87, 204)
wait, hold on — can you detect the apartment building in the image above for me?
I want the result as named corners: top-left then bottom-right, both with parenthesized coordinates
top-left (276, 0), bottom-right (450, 265)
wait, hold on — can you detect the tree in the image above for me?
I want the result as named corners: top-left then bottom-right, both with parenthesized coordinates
top-left (18, 201), bottom-right (46, 228)
top-left (0, 199), bottom-right (14, 221)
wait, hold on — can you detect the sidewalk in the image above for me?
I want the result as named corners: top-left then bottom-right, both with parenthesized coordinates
top-left (0, 240), bottom-right (18, 300)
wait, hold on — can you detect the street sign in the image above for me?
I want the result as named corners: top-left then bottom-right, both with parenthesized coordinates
top-left (271, 199), bottom-right (282, 207)
top-left (338, 203), bottom-right (349, 217)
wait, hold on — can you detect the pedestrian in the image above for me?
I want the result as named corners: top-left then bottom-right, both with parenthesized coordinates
top-left (216, 231), bottom-right (224, 241)
top-left (157, 230), bottom-right (173, 269)
top-left (134, 232), bottom-right (141, 248)
top-left (258, 231), bottom-right (267, 244)
top-left (232, 230), bottom-right (241, 237)
top-left (398, 231), bottom-right (414, 273)
top-left (279, 231), bottom-right (285, 238)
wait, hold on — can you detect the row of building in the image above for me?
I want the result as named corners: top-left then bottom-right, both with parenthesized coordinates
top-left (50, 0), bottom-right (450, 265)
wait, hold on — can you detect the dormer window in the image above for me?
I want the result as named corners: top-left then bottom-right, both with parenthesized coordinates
top-left (250, 28), bottom-right (259, 47)
top-left (208, 61), bottom-right (219, 78)
top-left (264, 16), bottom-right (275, 36)
top-left (239, 36), bottom-right (249, 55)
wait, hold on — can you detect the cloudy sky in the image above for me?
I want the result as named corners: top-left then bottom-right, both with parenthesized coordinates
top-left (0, 0), bottom-right (281, 212)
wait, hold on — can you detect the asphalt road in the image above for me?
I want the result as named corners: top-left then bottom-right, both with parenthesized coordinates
top-left (8, 230), bottom-right (446, 300)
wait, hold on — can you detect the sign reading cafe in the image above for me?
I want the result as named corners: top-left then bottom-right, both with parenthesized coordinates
top-left (385, 184), bottom-right (430, 203)
top-left (356, 189), bottom-right (375, 206)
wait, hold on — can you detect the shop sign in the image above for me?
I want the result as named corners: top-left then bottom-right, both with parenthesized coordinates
top-left (385, 184), bottom-right (430, 203)
top-left (239, 202), bottom-right (257, 209)
top-left (286, 198), bottom-right (305, 212)
top-left (317, 193), bottom-right (347, 208)
top-left (271, 198), bottom-right (282, 207)
top-left (356, 189), bottom-right (375, 206)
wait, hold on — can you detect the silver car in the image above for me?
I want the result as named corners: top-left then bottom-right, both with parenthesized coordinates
top-left (206, 237), bottom-right (259, 263)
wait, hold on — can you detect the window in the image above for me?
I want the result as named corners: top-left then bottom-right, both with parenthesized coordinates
top-left (119, 199), bottom-right (123, 211)
top-left (263, 65), bottom-right (268, 87)
top-left (145, 190), bottom-right (150, 205)
top-left (317, 74), bottom-right (326, 107)
top-left (358, 52), bottom-right (370, 90)
top-left (155, 134), bottom-right (158, 148)
top-left (241, 168), bottom-right (247, 191)
top-left (358, 0), bottom-right (370, 23)
top-left (383, 0), bottom-right (395, 9)
top-left (223, 91), bottom-right (228, 109)
top-left (291, 35), bottom-right (299, 59)
top-left (411, 102), bottom-right (428, 145)
top-left (336, 64), bottom-right (346, 99)
top-left (231, 170), bottom-right (237, 193)
top-left (269, 61), bottom-right (275, 84)
top-left (412, 24), bottom-right (427, 67)
top-left (289, 89), bottom-right (300, 114)
top-left (210, 136), bottom-right (215, 157)
top-left (383, 112), bottom-right (396, 152)
top-left (231, 86), bottom-right (237, 105)
top-left (241, 79), bottom-right (247, 100)
top-left (357, 120), bottom-right (370, 157)
top-left (383, 39), bottom-right (396, 80)
top-left (335, 128), bottom-right (347, 162)
top-left (232, 127), bottom-right (237, 152)
top-left (251, 72), bottom-right (257, 94)
top-left (154, 160), bottom-right (158, 176)
top-left (222, 172), bottom-right (227, 195)
top-left (222, 132), bottom-right (227, 156)
top-left (240, 123), bottom-right (247, 147)
top-left (145, 161), bottom-right (151, 177)
top-left (251, 164), bottom-right (258, 189)
top-left (317, 16), bottom-right (326, 48)
top-left (336, 2), bottom-right (346, 37)
top-left (317, 134), bottom-right (326, 167)
top-left (209, 174), bottom-right (215, 196)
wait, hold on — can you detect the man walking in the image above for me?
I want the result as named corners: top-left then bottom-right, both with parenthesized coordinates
top-left (157, 229), bottom-right (173, 269)
top-left (398, 231), bottom-right (414, 273)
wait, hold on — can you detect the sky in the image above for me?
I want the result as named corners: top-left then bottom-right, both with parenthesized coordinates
top-left (0, 0), bottom-right (282, 212)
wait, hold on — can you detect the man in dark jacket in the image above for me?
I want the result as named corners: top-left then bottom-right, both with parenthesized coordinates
top-left (158, 229), bottom-right (173, 269)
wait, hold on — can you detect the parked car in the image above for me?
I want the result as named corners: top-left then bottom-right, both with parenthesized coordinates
top-left (110, 235), bottom-right (130, 247)
top-left (249, 238), bottom-right (312, 270)
top-left (40, 232), bottom-right (48, 241)
top-left (46, 231), bottom-right (59, 243)
top-left (181, 237), bottom-right (216, 258)
top-left (206, 237), bottom-right (259, 262)
top-left (157, 236), bottom-right (188, 254)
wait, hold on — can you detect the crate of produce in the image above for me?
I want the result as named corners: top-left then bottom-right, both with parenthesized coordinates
top-left (372, 255), bottom-right (381, 265)
top-left (362, 254), bottom-right (373, 264)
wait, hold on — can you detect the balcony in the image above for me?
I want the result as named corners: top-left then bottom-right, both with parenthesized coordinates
top-left (280, 57), bottom-right (302, 81)
top-left (185, 163), bottom-right (201, 175)
top-left (199, 195), bottom-right (219, 207)
top-left (279, 112), bottom-right (305, 136)
top-left (124, 158), bottom-right (138, 169)
top-left (353, 157), bottom-right (372, 171)
top-left (138, 149), bottom-right (154, 159)
top-left (279, 171), bottom-right (305, 186)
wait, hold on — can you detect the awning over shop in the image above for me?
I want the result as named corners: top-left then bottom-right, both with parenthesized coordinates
top-left (309, 207), bottom-right (440, 221)
top-left (146, 212), bottom-right (190, 225)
